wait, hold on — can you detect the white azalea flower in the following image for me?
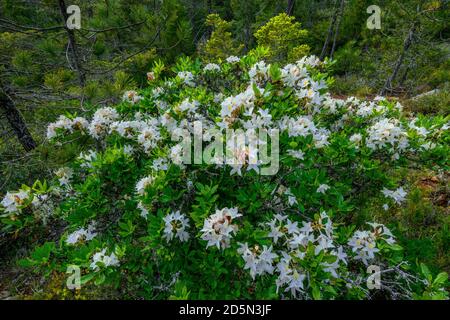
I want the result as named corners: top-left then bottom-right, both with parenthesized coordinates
top-left (122, 90), bottom-right (143, 104)
top-left (316, 184), bottom-right (330, 194)
top-left (162, 210), bottom-right (190, 243)
top-left (66, 222), bottom-right (97, 245)
top-left (201, 207), bottom-right (241, 250)
top-left (137, 201), bottom-right (149, 219)
top-left (90, 248), bottom-right (120, 271)
top-left (238, 243), bottom-right (277, 279)
top-left (203, 63), bottom-right (221, 72)
top-left (177, 71), bottom-right (195, 86)
top-left (1, 189), bottom-right (30, 214)
top-left (55, 167), bottom-right (73, 186)
top-left (123, 144), bottom-right (134, 156)
top-left (366, 118), bottom-right (408, 152)
top-left (46, 115), bottom-right (88, 140)
top-left (287, 149), bottom-right (304, 160)
top-left (226, 56), bottom-right (240, 63)
top-left (382, 187), bottom-right (407, 205)
top-left (349, 133), bottom-right (362, 144)
top-left (135, 176), bottom-right (154, 196)
top-left (249, 61), bottom-right (269, 84)
top-left (89, 107), bottom-right (119, 139)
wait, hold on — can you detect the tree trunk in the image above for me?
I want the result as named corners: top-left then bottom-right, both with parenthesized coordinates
top-left (0, 89), bottom-right (36, 152)
top-left (320, 0), bottom-right (339, 60)
top-left (58, 0), bottom-right (85, 87)
top-left (330, 0), bottom-right (345, 60)
top-left (286, 0), bottom-right (295, 16)
top-left (399, 66), bottom-right (410, 87)
top-left (380, 23), bottom-right (417, 96)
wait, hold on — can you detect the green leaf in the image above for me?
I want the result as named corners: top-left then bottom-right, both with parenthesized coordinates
top-left (388, 243), bottom-right (403, 251)
top-left (80, 273), bottom-right (96, 285)
top-left (30, 242), bottom-right (55, 263)
top-left (433, 272), bottom-right (448, 285)
top-left (420, 263), bottom-right (432, 282)
top-left (94, 273), bottom-right (106, 285)
top-left (312, 286), bottom-right (322, 300)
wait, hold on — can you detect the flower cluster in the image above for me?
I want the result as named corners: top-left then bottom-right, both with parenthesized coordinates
top-left (348, 223), bottom-right (395, 265)
top-left (382, 187), bottom-right (408, 205)
top-left (220, 85), bottom-right (261, 120)
top-left (177, 71), bottom-right (195, 86)
top-left (366, 118), bottom-right (409, 155)
top-left (238, 212), bottom-right (395, 298)
top-left (66, 222), bottom-right (97, 245)
top-left (226, 56), bottom-right (240, 64)
top-left (280, 57), bottom-right (325, 105)
top-left (249, 61), bottom-right (270, 85)
top-left (238, 244), bottom-right (277, 279)
top-left (135, 176), bottom-right (154, 196)
top-left (122, 90), bottom-right (143, 104)
top-left (47, 115), bottom-right (89, 140)
top-left (54, 167), bottom-right (73, 187)
top-left (279, 115), bottom-right (330, 148)
top-left (1, 189), bottom-right (30, 214)
top-left (203, 63), bottom-right (221, 72)
top-left (90, 248), bottom-right (120, 271)
top-left (201, 207), bottom-right (242, 249)
top-left (89, 107), bottom-right (119, 139)
top-left (162, 211), bottom-right (190, 243)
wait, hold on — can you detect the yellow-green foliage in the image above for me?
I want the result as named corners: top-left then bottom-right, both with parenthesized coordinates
top-left (44, 69), bottom-right (75, 91)
top-left (254, 13), bottom-right (310, 63)
top-left (199, 14), bottom-right (243, 62)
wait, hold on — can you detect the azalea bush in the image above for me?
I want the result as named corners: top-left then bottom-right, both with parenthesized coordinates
top-left (1, 52), bottom-right (449, 300)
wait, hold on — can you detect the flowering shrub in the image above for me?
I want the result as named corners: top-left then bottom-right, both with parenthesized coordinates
top-left (1, 52), bottom-right (449, 300)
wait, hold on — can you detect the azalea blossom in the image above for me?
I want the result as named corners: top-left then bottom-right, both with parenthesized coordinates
top-left (366, 118), bottom-right (409, 153)
top-left (147, 71), bottom-right (155, 81)
top-left (287, 149), bottom-right (304, 160)
top-left (177, 71), bottom-right (195, 86)
top-left (316, 184), bottom-right (330, 194)
top-left (249, 61), bottom-right (270, 85)
top-left (137, 201), bottom-right (149, 219)
top-left (55, 167), bottom-right (73, 186)
top-left (348, 222), bottom-right (395, 265)
top-left (66, 222), bottom-right (97, 245)
top-left (122, 90), bottom-right (143, 104)
top-left (162, 211), bottom-right (190, 242)
top-left (238, 243), bottom-right (277, 279)
top-left (1, 189), bottom-right (30, 214)
top-left (90, 248), bottom-right (120, 271)
top-left (203, 63), bottom-right (220, 72)
top-left (89, 107), bottom-right (119, 139)
top-left (226, 56), bottom-right (240, 63)
top-left (349, 133), bottom-right (363, 145)
top-left (136, 176), bottom-right (154, 196)
top-left (46, 115), bottom-right (89, 140)
top-left (382, 187), bottom-right (407, 205)
top-left (201, 207), bottom-right (242, 249)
